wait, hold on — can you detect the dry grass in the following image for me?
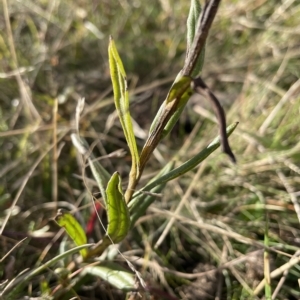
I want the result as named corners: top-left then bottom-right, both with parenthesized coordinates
top-left (1, 0), bottom-right (300, 299)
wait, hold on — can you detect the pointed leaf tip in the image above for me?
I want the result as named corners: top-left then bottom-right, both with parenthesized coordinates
top-left (54, 209), bottom-right (88, 258)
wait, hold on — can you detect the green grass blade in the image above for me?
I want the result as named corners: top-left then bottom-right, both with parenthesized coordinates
top-left (54, 209), bottom-right (88, 258)
top-left (106, 172), bottom-right (130, 243)
top-left (1, 244), bottom-right (92, 298)
top-left (136, 122), bottom-right (238, 198)
top-left (108, 37), bottom-right (139, 202)
top-left (82, 263), bottom-right (135, 290)
top-left (71, 133), bottom-right (111, 203)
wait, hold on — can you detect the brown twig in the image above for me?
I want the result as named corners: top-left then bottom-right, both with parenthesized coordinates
top-left (192, 77), bottom-right (236, 162)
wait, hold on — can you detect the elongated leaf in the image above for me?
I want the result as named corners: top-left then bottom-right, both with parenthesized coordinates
top-left (71, 133), bottom-right (110, 203)
top-left (187, 0), bottom-right (201, 49)
top-left (106, 172), bottom-right (130, 243)
top-left (187, 0), bottom-right (205, 76)
top-left (54, 209), bottom-right (88, 258)
top-left (136, 122), bottom-right (238, 198)
top-left (82, 263), bottom-right (135, 290)
top-left (2, 244), bottom-right (92, 298)
top-left (85, 173), bottom-right (131, 258)
top-left (108, 37), bottom-right (139, 202)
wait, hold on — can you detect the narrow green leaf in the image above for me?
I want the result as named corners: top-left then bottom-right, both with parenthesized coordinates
top-left (88, 158), bottom-right (111, 203)
top-left (71, 133), bottom-right (110, 203)
top-left (54, 209), bottom-right (88, 258)
top-left (106, 172), bottom-right (130, 243)
top-left (187, 0), bottom-right (201, 48)
top-left (85, 172), bottom-right (131, 257)
top-left (187, 0), bottom-right (204, 77)
top-left (83, 262), bottom-right (135, 290)
top-left (108, 37), bottom-right (139, 202)
top-left (2, 244), bottom-right (92, 298)
top-left (136, 122), bottom-right (238, 198)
